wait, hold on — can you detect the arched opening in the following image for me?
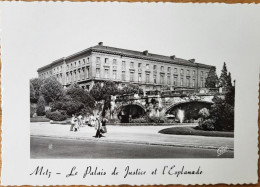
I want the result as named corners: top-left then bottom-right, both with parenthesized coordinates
top-left (166, 101), bottom-right (212, 123)
top-left (117, 104), bottom-right (145, 123)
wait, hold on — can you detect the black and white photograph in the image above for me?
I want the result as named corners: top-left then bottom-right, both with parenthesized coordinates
top-left (1, 2), bottom-right (259, 185)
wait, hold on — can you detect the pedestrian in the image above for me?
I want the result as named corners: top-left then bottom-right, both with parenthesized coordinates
top-left (70, 114), bottom-right (76, 131)
top-left (74, 114), bottom-right (80, 132)
top-left (78, 113), bottom-right (83, 127)
top-left (100, 117), bottom-right (108, 134)
top-left (94, 115), bottom-right (102, 138)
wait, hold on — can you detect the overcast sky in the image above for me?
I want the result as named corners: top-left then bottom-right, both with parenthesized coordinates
top-left (1, 2), bottom-right (260, 80)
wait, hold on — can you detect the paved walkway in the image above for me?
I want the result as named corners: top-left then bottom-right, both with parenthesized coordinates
top-left (30, 122), bottom-right (234, 150)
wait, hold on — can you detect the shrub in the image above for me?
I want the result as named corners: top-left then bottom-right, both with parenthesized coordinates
top-left (36, 96), bottom-right (46, 116)
top-left (198, 119), bottom-right (215, 131)
top-left (149, 116), bottom-right (169, 123)
top-left (30, 104), bottom-right (37, 117)
top-left (46, 111), bottom-right (67, 121)
top-left (130, 117), bottom-right (149, 123)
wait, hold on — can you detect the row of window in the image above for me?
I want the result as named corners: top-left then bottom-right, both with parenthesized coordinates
top-left (66, 57), bottom-right (90, 70)
top-left (95, 68), bottom-right (205, 87)
top-left (95, 57), bottom-right (208, 77)
top-left (66, 68), bottom-right (90, 83)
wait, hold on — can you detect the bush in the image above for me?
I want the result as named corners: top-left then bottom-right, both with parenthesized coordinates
top-left (199, 119), bottom-right (215, 131)
top-left (149, 116), bottom-right (169, 123)
top-left (36, 96), bottom-right (46, 116)
top-left (130, 117), bottom-right (149, 123)
top-left (30, 104), bottom-right (37, 117)
top-left (46, 111), bottom-right (67, 121)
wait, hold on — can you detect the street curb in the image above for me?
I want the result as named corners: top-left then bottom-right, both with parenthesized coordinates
top-left (30, 134), bottom-right (234, 151)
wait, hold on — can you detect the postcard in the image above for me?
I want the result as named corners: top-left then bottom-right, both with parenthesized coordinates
top-left (0, 2), bottom-right (259, 185)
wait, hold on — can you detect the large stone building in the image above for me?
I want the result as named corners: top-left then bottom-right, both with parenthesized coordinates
top-left (38, 42), bottom-right (214, 91)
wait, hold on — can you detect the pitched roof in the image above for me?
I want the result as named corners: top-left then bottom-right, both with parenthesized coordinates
top-left (38, 44), bottom-right (213, 72)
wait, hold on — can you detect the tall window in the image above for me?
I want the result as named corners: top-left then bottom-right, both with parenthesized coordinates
top-left (113, 70), bottom-right (117, 79)
top-left (67, 65), bottom-right (69, 70)
top-left (77, 70), bottom-right (80, 81)
top-left (181, 69), bottom-right (184, 74)
top-left (74, 62), bottom-right (77, 67)
top-left (87, 57), bottom-right (90, 64)
top-left (78, 61), bottom-right (81, 66)
top-left (153, 75), bottom-right (157, 83)
top-left (96, 68), bottom-right (100, 78)
top-left (167, 76), bottom-right (171, 85)
top-left (146, 64), bottom-right (150, 70)
top-left (180, 78), bottom-right (183, 86)
top-left (201, 71), bottom-right (204, 77)
top-left (160, 74), bottom-right (164, 84)
top-left (161, 66), bottom-right (164, 71)
top-left (122, 61), bottom-right (126, 69)
top-left (187, 78), bottom-right (190, 87)
top-left (113, 59), bottom-right (117, 65)
top-left (122, 71), bottom-right (126, 81)
top-left (96, 57), bottom-right (101, 64)
top-left (192, 79), bottom-right (195, 88)
top-left (130, 62), bottom-right (134, 68)
top-left (104, 69), bottom-right (109, 78)
top-left (138, 63), bottom-right (141, 68)
top-left (83, 59), bottom-right (85, 65)
top-left (153, 65), bottom-right (157, 70)
top-left (130, 72), bottom-right (134, 82)
top-left (86, 68), bottom-right (89, 79)
top-left (145, 74), bottom-right (150, 83)
top-left (105, 58), bottom-right (109, 64)
top-left (174, 77), bottom-right (177, 86)
top-left (201, 79), bottom-right (204, 87)
top-left (174, 68), bottom-right (178, 74)
top-left (167, 67), bottom-right (171, 72)
top-left (138, 73), bottom-right (142, 82)
top-left (187, 70), bottom-right (190, 75)
top-left (193, 70), bottom-right (195, 77)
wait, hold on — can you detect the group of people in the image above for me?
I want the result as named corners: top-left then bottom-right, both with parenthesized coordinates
top-left (70, 113), bottom-right (108, 138)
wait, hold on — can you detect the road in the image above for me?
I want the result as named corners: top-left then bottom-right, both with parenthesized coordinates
top-left (31, 136), bottom-right (234, 159)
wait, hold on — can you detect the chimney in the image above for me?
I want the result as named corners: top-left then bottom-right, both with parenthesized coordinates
top-left (143, 50), bottom-right (148, 56)
top-left (170, 55), bottom-right (175, 60)
top-left (98, 42), bottom-right (103, 46)
top-left (189, 59), bottom-right (195, 63)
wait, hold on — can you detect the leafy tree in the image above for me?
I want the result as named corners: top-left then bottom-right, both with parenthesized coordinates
top-left (205, 67), bottom-right (218, 88)
top-left (65, 87), bottom-right (95, 108)
top-left (225, 85), bottom-right (235, 106)
top-left (30, 83), bottom-right (36, 102)
top-left (30, 78), bottom-right (44, 103)
top-left (36, 96), bottom-right (46, 116)
top-left (218, 62), bottom-right (229, 88)
top-left (90, 82), bottom-right (103, 101)
top-left (210, 96), bottom-right (234, 131)
top-left (39, 77), bottom-right (64, 104)
top-left (119, 83), bottom-right (143, 95)
top-left (68, 83), bottom-right (81, 89)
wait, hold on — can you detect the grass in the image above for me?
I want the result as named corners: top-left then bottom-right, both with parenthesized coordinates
top-left (30, 116), bottom-right (50, 123)
top-left (158, 126), bottom-right (234, 138)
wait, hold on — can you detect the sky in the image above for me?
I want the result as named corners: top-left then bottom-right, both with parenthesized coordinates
top-left (1, 2), bottom-right (260, 80)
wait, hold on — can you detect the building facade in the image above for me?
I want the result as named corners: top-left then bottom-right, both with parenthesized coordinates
top-left (38, 42), bottom-right (214, 91)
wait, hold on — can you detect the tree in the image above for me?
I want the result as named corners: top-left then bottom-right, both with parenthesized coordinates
top-left (36, 96), bottom-right (46, 116)
top-left (65, 87), bottom-right (95, 108)
top-left (39, 77), bottom-right (64, 104)
top-left (119, 83), bottom-right (143, 95)
top-left (30, 78), bottom-right (44, 103)
top-left (227, 72), bottom-right (233, 89)
top-left (30, 83), bottom-right (36, 102)
top-left (218, 62), bottom-right (229, 88)
top-left (205, 67), bottom-right (218, 88)
top-left (90, 82), bottom-right (103, 101)
top-left (210, 96), bottom-right (234, 131)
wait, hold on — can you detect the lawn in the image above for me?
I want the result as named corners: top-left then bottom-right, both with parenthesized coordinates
top-left (158, 126), bottom-right (234, 138)
top-left (30, 116), bottom-right (50, 123)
